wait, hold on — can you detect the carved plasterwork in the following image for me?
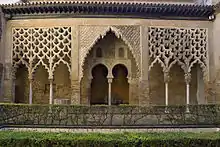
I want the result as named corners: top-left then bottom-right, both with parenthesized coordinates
top-left (79, 25), bottom-right (140, 80)
top-left (12, 27), bottom-right (72, 80)
top-left (12, 28), bottom-right (32, 71)
top-left (113, 25), bottom-right (140, 67)
top-left (148, 27), bottom-right (208, 80)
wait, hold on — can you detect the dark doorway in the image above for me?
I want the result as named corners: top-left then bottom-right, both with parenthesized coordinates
top-left (91, 64), bottom-right (108, 105)
top-left (112, 64), bottom-right (129, 105)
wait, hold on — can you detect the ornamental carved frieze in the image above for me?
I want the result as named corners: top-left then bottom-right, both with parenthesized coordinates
top-left (79, 25), bottom-right (141, 80)
top-left (12, 27), bottom-right (72, 79)
top-left (148, 27), bottom-right (208, 80)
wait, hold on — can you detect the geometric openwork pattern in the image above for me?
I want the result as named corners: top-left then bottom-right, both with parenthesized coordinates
top-left (12, 27), bottom-right (72, 79)
top-left (79, 25), bottom-right (140, 79)
top-left (148, 27), bottom-right (208, 78)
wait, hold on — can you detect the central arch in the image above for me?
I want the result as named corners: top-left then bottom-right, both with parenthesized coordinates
top-left (112, 64), bottom-right (129, 105)
top-left (80, 30), bottom-right (139, 105)
top-left (91, 64), bottom-right (108, 105)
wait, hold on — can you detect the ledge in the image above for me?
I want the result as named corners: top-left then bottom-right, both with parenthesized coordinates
top-left (0, 1), bottom-right (214, 20)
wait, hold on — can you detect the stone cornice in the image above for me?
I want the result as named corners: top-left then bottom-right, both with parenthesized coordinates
top-left (0, 1), bottom-right (214, 20)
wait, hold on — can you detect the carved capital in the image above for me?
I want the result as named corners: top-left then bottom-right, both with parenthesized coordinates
top-left (164, 72), bottom-right (170, 83)
top-left (107, 78), bottom-right (113, 83)
top-left (184, 73), bottom-right (191, 84)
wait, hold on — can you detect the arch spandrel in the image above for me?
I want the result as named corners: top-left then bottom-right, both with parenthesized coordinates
top-left (79, 25), bottom-right (141, 80)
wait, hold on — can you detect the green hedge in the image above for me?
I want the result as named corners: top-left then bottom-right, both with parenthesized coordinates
top-left (1, 131), bottom-right (220, 147)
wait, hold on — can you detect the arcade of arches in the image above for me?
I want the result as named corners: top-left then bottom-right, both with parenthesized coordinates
top-left (81, 31), bottom-right (136, 105)
top-left (8, 27), bottom-right (207, 106)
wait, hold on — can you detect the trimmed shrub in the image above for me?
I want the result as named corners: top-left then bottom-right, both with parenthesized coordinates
top-left (1, 131), bottom-right (220, 147)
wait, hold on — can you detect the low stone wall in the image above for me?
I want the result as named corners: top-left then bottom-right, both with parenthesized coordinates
top-left (1, 104), bottom-right (220, 127)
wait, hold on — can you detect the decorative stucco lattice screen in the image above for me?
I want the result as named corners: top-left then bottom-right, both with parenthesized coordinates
top-left (148, 27), bottom-right (208, 78)
top-left (12, 27), bottom-right (72, 79)
top-left (79, 25), bottom-right (141, 79)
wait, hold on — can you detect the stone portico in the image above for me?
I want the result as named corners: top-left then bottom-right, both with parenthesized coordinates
top-left (0, 0), bottom-right (219, 107)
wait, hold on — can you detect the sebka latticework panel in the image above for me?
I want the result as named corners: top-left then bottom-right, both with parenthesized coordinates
top-left (79, 25), bottom-right (141, 80)
top-left (12, 27), bottom-right (72, 79)
top-left (148, 27), bottom-right (208, 78)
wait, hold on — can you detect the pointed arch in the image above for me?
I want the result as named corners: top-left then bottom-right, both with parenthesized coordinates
top-left (79, 26), bottom-right (140, 80)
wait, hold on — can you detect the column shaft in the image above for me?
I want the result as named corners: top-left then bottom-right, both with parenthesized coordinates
top-left (164, 72), bottom-right (170, 107)
top-left (185, 73), bottom-right (191, 112)
top-left (186, 83), bottom-right (190, 106)
top-left (49, 79), bottom-right (53, 104)
top-left (165, 82), bottom-right (168, 106)
top-left (29, 79), bottom-right (33, 104)
top-left (108, 78), bottom-right (113, 106)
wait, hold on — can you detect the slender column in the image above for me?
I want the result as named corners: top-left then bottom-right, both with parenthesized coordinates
top-left (185, 73), bottom-right (191, 112)
top-left (165, 83), bottom-right (168, 106)
top-left (164, 72), bottom-right (170, 113)
top-left (164, 72), bottom-right (170, 106)
top-left (49, 79), bottom-right (53, 104)
top-left (108, 78), bottom-right (113, 106)
top-left (29, 79), bottom-right (33, 104)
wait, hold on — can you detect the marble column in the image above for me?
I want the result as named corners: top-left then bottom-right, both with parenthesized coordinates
top-left (107, 78), bottom-right (113, 106)
top-left (164, 72), bottom-right (170, 107)
top-left (29, 78), bottom-right (33, 104)
top-left (185, 73), bottom-right (191, 112)
top-left (49, 79), bottom-right (53, 104)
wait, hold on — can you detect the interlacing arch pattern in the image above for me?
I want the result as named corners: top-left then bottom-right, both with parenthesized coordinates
top-left (12, 27), bottom-right (72, 80)
top-left (148, 27), bottom-right (208, 80)
top-left (79, 25), bottom-right (140, 80)
top-left (12, 28), bottom-right (32, 78)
